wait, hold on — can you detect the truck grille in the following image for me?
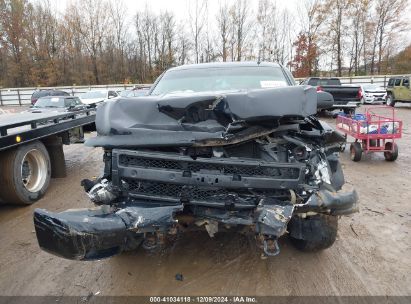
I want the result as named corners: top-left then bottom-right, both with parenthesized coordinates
top-left (113, 149), bottom-right (302, 205)
top-left (118, 154), bottom-right (299, 178)
top-left (122, 178), bottom-right (289, 204)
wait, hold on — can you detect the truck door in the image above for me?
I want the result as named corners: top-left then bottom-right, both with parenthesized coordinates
top-left (402, 77), bottom-right (411, 101)
top-left (394, 78), bottom-right (403, 100)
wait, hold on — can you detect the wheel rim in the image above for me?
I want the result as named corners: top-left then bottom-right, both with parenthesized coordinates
top-left (21, 149), bottom-right (47, 192)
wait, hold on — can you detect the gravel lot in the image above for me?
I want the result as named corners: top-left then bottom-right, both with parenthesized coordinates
top-left (0, 104), bottom-right (410, 297)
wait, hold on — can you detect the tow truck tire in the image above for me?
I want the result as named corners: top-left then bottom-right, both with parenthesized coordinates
top-left (384, 142), bottom-right (398, 162)
top-left (288, 214), bottom-right (338, 252)
top-left (386, 94), bottom-right (395, 107)
top-left (0, 141), bottom-right (51, 205)
top-left (350, 142), bottom-right (362, 162)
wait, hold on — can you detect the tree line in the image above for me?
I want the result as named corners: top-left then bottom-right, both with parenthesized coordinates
top-left (0, 0), bottom-right (409, 88)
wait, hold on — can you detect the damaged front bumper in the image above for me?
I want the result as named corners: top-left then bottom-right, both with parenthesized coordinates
top-left (33, 188), bottom-right (357, 261)
top-left (34, 204), bottom-right (182, 260)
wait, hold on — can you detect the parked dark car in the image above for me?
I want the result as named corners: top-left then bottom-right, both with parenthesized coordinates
top-left (300, 77), bottom-right (361, 113)
top-left (29, 96), bottom-right (87, 113)
top-left (34, 62), bottom-right (358, 260)
top-left (31, 90), bottom-right (70, 105)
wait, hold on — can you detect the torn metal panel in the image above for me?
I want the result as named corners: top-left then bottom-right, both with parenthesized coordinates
top-left (255, 204), bottom-right (294, 237)
top-left (116, 205), bottom-right (183, 232)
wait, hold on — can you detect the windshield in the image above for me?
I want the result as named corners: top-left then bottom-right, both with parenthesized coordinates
top-left (128, 89), bottom-right (149, 97)
top-left (34, 97), bottom-right (65, 108)
top-left (81, 91), bottom-right (107, 99)
top-left (119, 90), bottom-right (131, 97)
top-left (151, 66), bottom-right (289, 95)
top-left (363, 84), bottom-right (383, 91)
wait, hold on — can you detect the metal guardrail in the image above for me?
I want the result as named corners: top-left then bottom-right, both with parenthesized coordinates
top-left (0, 84), bottom-right (151, 106)
top-left (1, 74), bottom-right (410, 106)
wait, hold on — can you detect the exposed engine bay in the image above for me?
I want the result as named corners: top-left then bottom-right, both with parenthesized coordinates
top-left (34, 86), bottom-right (358, 260)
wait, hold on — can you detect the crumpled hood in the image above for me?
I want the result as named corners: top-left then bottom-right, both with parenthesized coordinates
top-left (86, 86), bottom-right (318, 148)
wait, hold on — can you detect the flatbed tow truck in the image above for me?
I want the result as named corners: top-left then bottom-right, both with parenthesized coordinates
top-left (0, 108), bottom-right (95, 205)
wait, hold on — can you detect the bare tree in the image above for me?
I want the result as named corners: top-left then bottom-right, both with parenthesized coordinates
top-left (188, 0), bottom-right (207, 63)
top-left (370, 0), bottom-right (407, 74)
top-left (0, 0), bottom-right (29, 86)
top-left (231, 0), bottom-right (251, 61)
top-left (323, 0), bottom-right (352, 76)
top-left (297, 0), bottom-right (326, 75)
top-left (346, 0), bottom-right (371, 75)
top-left (108, 0), bottom-right (128, 82)
top-left (66, 0), bottom-right (110, 84)
top-left (216, 2), bottom-right (230, 62)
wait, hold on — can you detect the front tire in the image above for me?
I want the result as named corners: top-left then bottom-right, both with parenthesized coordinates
top-left (386, 94), bottom-right (395, 107)
top-left (288, 214), bottom-right (338, 252)
top-left (0, 141), bottom-right (51, 205)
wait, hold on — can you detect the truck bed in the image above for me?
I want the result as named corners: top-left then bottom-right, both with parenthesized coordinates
top-left (0, 109), bottom-right (95, 151)
top-left (320, 85), bottom-right (361, 105)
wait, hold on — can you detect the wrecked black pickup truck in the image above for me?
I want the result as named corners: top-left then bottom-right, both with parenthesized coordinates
top-left (34, 62), bottom-right (358, 260)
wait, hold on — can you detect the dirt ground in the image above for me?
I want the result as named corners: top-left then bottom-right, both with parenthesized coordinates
top-left (0, 104), bottom-right (410, 297)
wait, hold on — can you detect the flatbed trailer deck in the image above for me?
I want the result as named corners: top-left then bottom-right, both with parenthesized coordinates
top-left (0, 108), bottom-right (96, 205)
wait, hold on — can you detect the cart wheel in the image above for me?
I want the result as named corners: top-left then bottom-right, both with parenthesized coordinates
top-left (350, 142), bottom-right (362, 162)
top-left (384, 142), bottom-right (398, 162)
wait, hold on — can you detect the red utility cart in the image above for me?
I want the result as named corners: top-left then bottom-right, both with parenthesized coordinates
top-left (336, 106), bottom-right (402, 162)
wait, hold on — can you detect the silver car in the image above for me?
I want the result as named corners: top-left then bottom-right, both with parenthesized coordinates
top-left (360, 84), bottom-right (386, 104)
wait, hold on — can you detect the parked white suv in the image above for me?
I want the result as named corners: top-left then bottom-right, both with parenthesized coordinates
top-left (360, 84), bottom-right (386, 104)
top-left (79, 90), bottom-right (119, 105)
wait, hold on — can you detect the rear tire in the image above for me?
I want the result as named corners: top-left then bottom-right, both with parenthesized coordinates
top-left (350, 142), bottom-right (362, 162)
top-left (288, 214), bottom-right (338, 252)
top-left (384, 142), bottom-right (398, 161)
top-left (0, 141), bottom-right (51, 205)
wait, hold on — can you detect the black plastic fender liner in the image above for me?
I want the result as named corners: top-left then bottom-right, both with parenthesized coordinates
top-left (299, 188), bottom-right (359, 215)
top-left (34, 208), bottom-right (128, 261)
